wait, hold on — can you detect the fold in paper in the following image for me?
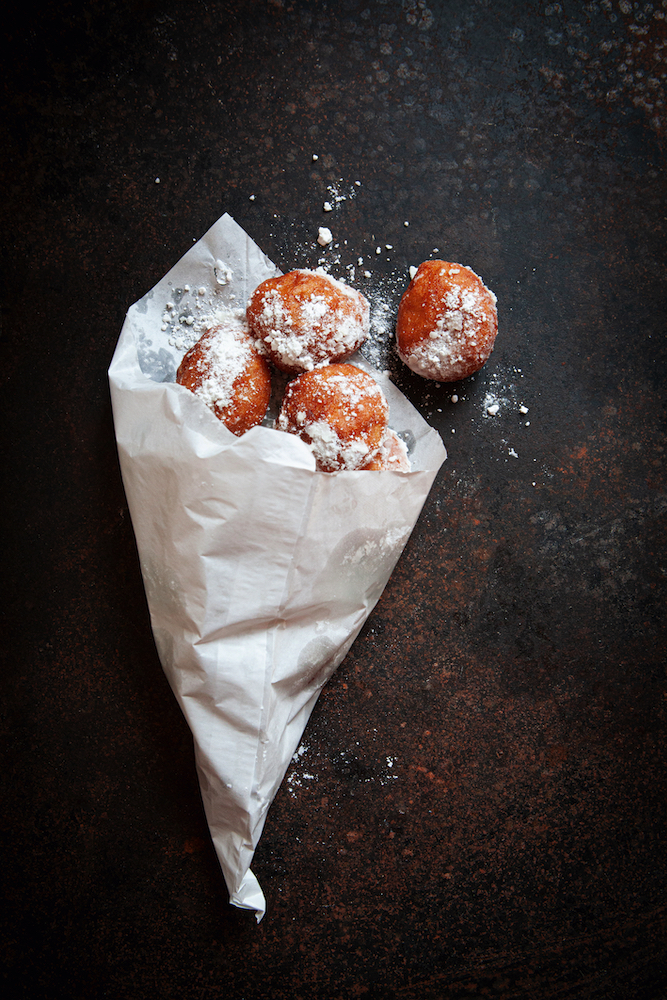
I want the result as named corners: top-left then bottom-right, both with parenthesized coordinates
top-left (109, 214), bottom-right (446, 920)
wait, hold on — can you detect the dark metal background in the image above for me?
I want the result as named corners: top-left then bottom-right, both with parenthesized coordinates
top-left (2, 1), bottom-right (666, 997)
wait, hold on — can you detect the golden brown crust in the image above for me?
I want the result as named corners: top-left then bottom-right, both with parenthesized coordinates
top-left (176, 323), bottom-right (271, 436)
top-left (276, 363), bottom-right (389, 472)
top-left (247, 269), bottom-right (370, 374)
top-left (396, 261), bottom-right (498, 382)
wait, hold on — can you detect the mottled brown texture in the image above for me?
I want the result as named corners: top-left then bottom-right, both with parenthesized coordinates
top-left (2, 1), bottom-right (666, 998)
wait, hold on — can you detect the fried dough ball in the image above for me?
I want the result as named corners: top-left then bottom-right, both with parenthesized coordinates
top-left (276, 363), bottom-right (389, 472)
top-left (247, 268), bottom-right (370, 374)
top-left (176, 321), bottom-right (271, 436)
top-left (363, 429), bottom-right (411, 472)
top-left (396, 261), bottom-right (498, 381)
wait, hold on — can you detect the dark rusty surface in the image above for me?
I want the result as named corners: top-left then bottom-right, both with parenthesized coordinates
top-left (2, 1), bottom-right (666, 997)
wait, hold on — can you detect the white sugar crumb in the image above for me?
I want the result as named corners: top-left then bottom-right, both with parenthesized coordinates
top-left (487, 402), bottom-right (500, 416)
top-left (317, 227), bottom-right (333, 246)
top-left (214, 260), bottom-right (233, 286)
top-left (409, 265), bottom-right (418, 279)
top-left (519, 404), bottom-right (529, 414)
top-left (509, 447), bottom-right (519, 458)
top-left (323, 201), bottom-right (333, 212)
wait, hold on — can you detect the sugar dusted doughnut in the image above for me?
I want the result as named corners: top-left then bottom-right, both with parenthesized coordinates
top-left (396, 261), bottom-right (498, 381)
top-left (176, 321), bottom-right (271, 436)
top-left (277, 363), bottom-right (389, 472)
top-left (247, 268), bottom-right (370, 374)
top-left (363, 428), bottom-right (411, 472)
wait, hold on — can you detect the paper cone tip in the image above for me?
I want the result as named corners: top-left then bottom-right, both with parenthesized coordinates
top-left (230, 869), bottom-right (266, 922)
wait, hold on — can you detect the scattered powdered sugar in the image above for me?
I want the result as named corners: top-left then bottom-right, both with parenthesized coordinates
top-left (479, 365), bottom-right (526, 419)
top-left (166, 299), bottom-right (247, 354)
top-left (325, 178), bottom-right (360, 210)
top-left (470, 364), bottom-right (537, 466)
top-left (285, 737), bottom-right (400, 799)
top-left (161, 258), bottom-right (248, 357)
top-left (342, 526), bottom-right (411, 566)
top-left (286, 742), bottom-right (315, 796)
top-left (360, 273), bottom-right (410, 371)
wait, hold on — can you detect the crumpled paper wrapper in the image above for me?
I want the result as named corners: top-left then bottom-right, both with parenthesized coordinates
top-left (109, 213), bottom-right (446, 921)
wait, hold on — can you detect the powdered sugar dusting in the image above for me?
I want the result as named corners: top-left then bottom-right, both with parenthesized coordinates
top-left (193, 323), bottom-right (255, 413)
top-left (360, 272), bottom-right (410, 372)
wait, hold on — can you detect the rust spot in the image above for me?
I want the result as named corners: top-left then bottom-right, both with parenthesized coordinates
top-left (183, 837), bottom-right (206, 854)
top-left (546, 745), bottom-right (568, 766)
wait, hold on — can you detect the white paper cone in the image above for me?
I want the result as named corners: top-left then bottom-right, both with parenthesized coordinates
top-left (109, 214), bottom-right (446, 920)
